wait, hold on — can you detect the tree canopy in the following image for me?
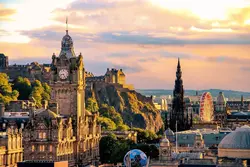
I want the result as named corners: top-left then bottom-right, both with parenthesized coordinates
top-left (0, 73), bottom-right (19, 104)
top-left (11, 76), bottom-right (51, 107)
top-left (86, 97), bottom-right (99, 113)
top-left (12, 76), bottom-right (32, 100)
top-left (29, 80), bottom-right (51, 107)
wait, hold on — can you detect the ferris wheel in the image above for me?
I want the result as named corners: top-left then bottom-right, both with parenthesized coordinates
top-left (199, 92), bottom-right (214, 122)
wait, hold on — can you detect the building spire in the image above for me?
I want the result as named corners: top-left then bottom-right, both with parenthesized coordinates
top-left (66, 16), bottom-right (68, 35)
top-left (177, 57), bottom-right (180, 68)
top-left (176, 58), bottom-right (182, 79)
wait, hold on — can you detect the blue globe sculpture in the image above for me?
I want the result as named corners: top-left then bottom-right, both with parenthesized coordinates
top-left (123, 149), bottom-right (148, 167)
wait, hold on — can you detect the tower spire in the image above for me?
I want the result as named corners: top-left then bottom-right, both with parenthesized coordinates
top-left (66, 16), bottom-right (68, 35)
top-left (177, 57), bottom-right (180, 68)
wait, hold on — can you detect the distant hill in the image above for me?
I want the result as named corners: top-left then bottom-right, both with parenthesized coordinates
top-left (136, 89), bottom-right (250, 100)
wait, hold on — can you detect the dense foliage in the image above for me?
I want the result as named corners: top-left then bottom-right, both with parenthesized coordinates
top-left (7, 75), bottom-right (51, 107)
top-left (99, 134), bottom-right (159, 164)
top-left (96, 102), bottom-right (129, 131)
top-left (29, 80), bottom-right (51, 107)
top-left (132, 128), bottom-right (159, 144)
top-left (86, 97), bottom-right (99, 113)
top-left (12, 76), bottom-right (32, 100)
top-left (0, 73), bottom-right (19, 104)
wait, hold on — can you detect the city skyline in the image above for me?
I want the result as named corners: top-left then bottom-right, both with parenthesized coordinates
top-left (1, 0), bottom-right (250, 91)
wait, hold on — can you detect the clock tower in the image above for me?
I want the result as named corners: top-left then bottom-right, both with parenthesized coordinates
top-left (49, 27), bottom-right (85, 120)
top-left (159, 136), bottom-right (172, 161)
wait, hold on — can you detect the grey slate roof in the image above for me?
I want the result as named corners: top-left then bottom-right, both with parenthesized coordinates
top-left (218, 125), bottom-right (250, 149)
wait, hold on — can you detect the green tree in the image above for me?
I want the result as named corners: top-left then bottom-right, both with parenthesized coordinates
top-left (86, 97), bottom-right (99, 113)
top-left (97, 117), bottom-right (117, 131)
top-left (116, 124), bottom-right (129, 131)
top-left (99, 134), bottom-right (119, 163)
top-left (99, 104), bottom-right (123, 125)
top-left (0, 73), bottom-right (19, 104)
top-left (132, 128), bottom-right (158, 143)
top-left (29, 80), bottom-right (51, 107)
top-left (12, 77), bottom-right (32, 100)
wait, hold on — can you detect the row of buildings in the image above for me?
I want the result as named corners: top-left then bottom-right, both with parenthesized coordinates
top-left (149, 125), bottom-right (250, 167)
top-left (0, 27), bottom-right (102, 167)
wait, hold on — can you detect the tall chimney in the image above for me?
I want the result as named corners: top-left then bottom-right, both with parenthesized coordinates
top-left (0, 103), bottom-right (5, 117)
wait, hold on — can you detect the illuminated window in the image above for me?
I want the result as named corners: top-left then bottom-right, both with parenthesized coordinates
top-left (39, 132), bottom-right (43, 139)
top-left (32, 145), bottom-right (35, 152)
top-left (43, 132), bottom-right (46, 139)
top-left (39, 145), bottom-right (45, 152)
top-left (49, 145), bottom-right (53, 152)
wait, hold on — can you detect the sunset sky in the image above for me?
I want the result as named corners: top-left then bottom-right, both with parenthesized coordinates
top-left (1, 0), bottom-right (250, 91)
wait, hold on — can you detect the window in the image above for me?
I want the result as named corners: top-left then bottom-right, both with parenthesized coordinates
top-left (43, 132), bottom-right (46, 139)
top-left (39, 132), bottom-right (46, 139)
top-left (32, 145), bottom-right (35, 152)
top-left (39, 145), bottom-right (45, 152)
top-left (21, 123), bottom-right (24, 129)
top-left (49, 145), bottom-right (53, 152)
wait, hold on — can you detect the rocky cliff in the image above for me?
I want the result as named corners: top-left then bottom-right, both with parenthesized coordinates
top-left (86, 83), bottom-right (163, 132)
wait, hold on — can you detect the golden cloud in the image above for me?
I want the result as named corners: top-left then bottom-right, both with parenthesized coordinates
top-left (0, 7), bottom-right (16, 20)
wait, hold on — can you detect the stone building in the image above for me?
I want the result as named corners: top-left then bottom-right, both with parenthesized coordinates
top-left (0, 61), bottom-right (51, 82)
top-left (0, 53), bottom-right (8, 69)
top-left (0, 101), bottom-right (35, 131)
top-left (214, 92), bottom-right (228, 125)
top-left (104, 68), bottom-right (125, 85)
top-left (22, 26), bottom-right (101, 166)
top-left (0, 127), bottom-right (23, 167)
top-left (218, 125), bottom-right (250, 166)
top-left (86, 68), bottom-right (134, 91)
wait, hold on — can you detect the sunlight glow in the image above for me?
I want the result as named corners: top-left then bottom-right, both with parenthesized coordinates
top-left (149, 0), bottom-right (248, 20)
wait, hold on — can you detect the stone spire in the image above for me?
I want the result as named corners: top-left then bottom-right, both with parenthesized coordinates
top-left (169, 58), bottom-right (191, 132)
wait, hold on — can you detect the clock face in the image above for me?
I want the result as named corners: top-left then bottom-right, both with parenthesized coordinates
top-left (162, 149), bottom-right (168, 155)
top-left (59, 69), bottom-right (69, 79)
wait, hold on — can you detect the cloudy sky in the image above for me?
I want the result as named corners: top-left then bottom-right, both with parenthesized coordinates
top-left (1, 0), bottom-right (250, 91)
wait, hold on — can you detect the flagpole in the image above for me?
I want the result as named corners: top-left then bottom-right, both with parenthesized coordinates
top-left (66, 17), bottom-right (68, 34)
top-left (176, 120), bottom-right (178, 153)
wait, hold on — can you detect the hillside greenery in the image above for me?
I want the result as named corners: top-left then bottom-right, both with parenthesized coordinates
top-left (0, 73), bottom-right (19, 104)
top-left (86, 84), bottom-right (163, 132)
top-left (0, 74), bottom-right (51, 107)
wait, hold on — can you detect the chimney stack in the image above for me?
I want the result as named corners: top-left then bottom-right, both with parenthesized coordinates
top-left (0, 103), bottom-right (5, 117)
